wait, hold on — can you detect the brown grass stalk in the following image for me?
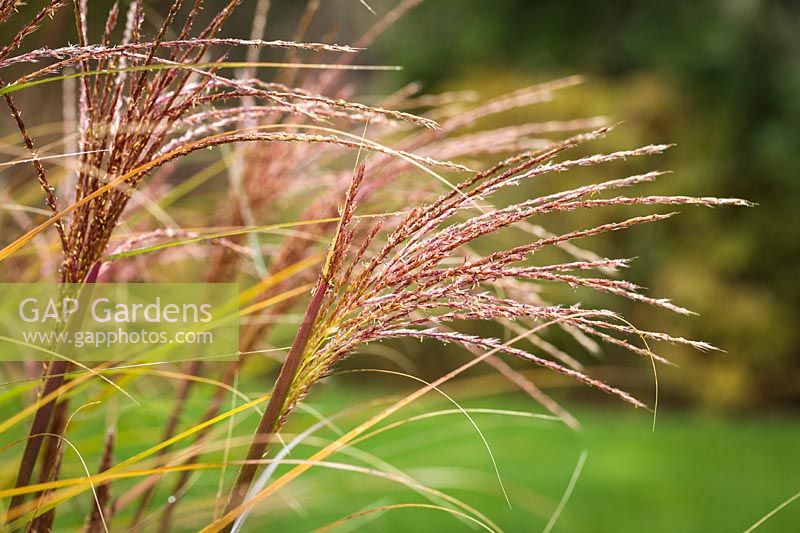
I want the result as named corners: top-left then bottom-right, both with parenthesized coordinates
top-left (222, 164), bottom-right (365, 524)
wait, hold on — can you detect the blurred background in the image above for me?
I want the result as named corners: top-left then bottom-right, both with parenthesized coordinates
top-left (1, 1), bottom-right (798, 531)
top-left (364, 0), bottom-right (800, 411)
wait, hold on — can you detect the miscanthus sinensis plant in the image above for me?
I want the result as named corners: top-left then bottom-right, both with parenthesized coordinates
top-left (0, 1), bottom-right (750, 531)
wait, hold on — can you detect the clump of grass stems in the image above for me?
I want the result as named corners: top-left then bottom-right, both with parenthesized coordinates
top-left (0, 1), bottom-right (752, 531)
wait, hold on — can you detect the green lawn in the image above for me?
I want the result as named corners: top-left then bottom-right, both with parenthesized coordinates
top-left (220, 389), bottom-right (800, 532)
top-left (2, 384), bottom-right (798, 532)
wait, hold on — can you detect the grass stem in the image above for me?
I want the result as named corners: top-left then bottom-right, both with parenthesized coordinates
top-left (221, 274), bottom-right (329, 526)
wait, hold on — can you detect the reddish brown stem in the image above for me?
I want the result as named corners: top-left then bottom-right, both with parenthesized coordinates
top-left (5, 264), bottom-right (101, 529)
top-left (85, 428), bottom-right (116, 533)
top-left (3, 360), bottom-right (68, 528)
top-left (29, 399), bottom-right (69, 532)
top-left (221, 274), bottom-right (329, 526)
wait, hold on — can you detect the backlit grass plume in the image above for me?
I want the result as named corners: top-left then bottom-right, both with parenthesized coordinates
top-left (221, 128), bottom-right (750, 523)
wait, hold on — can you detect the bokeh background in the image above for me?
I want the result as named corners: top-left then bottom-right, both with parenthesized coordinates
top-left (363, 0), bottom-right (800, 411)
top-left (1, 1), bottom-right (798, 531)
